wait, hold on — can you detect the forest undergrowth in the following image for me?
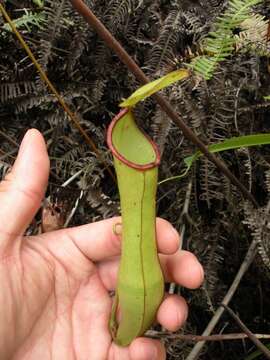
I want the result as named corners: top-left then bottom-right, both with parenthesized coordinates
top-left (1, 0), bottom-right (270, 359)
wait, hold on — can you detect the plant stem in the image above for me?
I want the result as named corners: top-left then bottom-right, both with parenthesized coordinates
top-left (147, 331), bottom-right (270, 342)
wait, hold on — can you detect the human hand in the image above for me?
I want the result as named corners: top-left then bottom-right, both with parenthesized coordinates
top-left (0, 129), bottom-right (204, 360)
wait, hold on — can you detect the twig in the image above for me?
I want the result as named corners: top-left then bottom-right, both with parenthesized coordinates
top-left (222, 305), bottom-right (270, 359)
top-left (186, 237), bottom-right (258, 360)
top-left (146, 330), bottom-right (270, 342)
top-left (63, 190), bottom-right (84, 228)
top-left (0, 3), bottom-right (116, 183)
top-left (61, 169), bottom-right (83, 188)
top-left (69, 0), bottom-right (258, 208)
top-left (181, 180), bottom-right (193, 218)
top-left (60, 170), bottom-right (84, 227)
top-left (234, 83), bottom-right (242, 132)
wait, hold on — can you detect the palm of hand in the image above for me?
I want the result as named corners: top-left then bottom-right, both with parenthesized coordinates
top-left (0, 130), bottom-right (203, 360)
top-left (7, 232), bottom-right (112, 359)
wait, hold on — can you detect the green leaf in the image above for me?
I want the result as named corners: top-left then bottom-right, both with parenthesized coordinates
top-left (159, 133), bottom-right (270, 185)
top-left (119, 69), bottom-right (189, 108)
top-left (264, 95), bottom-right (270, 100)
top-left (190, 0), bottom-right (263, 80)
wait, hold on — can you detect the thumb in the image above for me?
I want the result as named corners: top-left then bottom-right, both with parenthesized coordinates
top-left (0, 129), bottom-right (49, 251)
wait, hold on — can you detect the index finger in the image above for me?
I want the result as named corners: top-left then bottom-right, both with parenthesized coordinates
top-left (41, 217), bottom-right (180, 262)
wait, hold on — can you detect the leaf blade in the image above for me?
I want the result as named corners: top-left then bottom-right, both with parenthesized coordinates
top-left (159, 133), bottom-right (270, 185)
top-left (119, 69), bottom-right (189, 108)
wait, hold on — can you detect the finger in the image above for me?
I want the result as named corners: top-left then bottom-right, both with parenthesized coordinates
top-left (157, 294), bottom-right (188, 331)
top-left (97, 250), bottom-right (203, 291)
top-left (41, 217), bottom-right (180, 262)
top-left (160, 250), bottom-right (204, 289)
top-left (108, 343), bottom-right (130, 360)
top-left (129, 338), bottom-right (166, 360)
top-left (0, 129), bottom-right (49, 249)
top-left (109, 336), bottom-right (165, 360)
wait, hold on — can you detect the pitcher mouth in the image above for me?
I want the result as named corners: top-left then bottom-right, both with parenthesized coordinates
top-left (107, 108), bottom-right (161, 171)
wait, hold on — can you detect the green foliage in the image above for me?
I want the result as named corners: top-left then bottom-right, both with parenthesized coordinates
top-left (120, 69), bottom-right (189, 107)
top-left (2, 9), bottom-right (45, 33)
top-left (191, 0), bottom-right (263, 79)
top-left (159, 133), bottom-right (270, 184)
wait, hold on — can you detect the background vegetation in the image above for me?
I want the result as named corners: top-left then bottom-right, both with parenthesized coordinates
top-left (0, 0), bottom-right (270, 359)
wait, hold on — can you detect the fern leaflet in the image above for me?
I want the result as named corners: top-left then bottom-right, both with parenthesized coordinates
top-left (2, 9), bottom-right (45, 33)
top-left (190, 0), bottom-right (263, 80)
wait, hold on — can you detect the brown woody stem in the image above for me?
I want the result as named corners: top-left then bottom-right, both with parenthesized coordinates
top-left (69, 0), bottom-right (258, 207)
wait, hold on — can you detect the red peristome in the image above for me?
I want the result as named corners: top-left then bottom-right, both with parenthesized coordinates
top-left (107, 108), bottom-right (161, 170)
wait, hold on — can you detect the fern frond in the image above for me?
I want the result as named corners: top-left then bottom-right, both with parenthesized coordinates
top-left (41, 0), bottom-right (71, 39)
top-left (37, 0), bottom-right (72, 73)
top-left (105, 0), bottom-right (144, 37)
top-left (191, 0), bottom-right (263, 80)
top-left (107, 0), bottom-right (133, 29)
top-left (0, 81), bottom-right (36, 103)
top-left (197, 80), bottom-right (236, 204)
top-left (85, 185), bottom-right (119, 219)
top-left (183, 10), bottom-right (209, 38)
top-left (235, 14), bottom-right (269, 55)
top-left (148, 8), bottom-right (182, 73)
top-left (151, 108), bottom-right (171, 155)
top-left (203, 236), bottom-right (225, 307)
top-left (244, 201), bottom-right (270, 273)
top-left (170, 82), bottom-right (205, 135)
top-left (2, 9), bottom-right (45, 33)
top-left (14, 94), bottom-right (51, 113)
top-left (237, 147), bottom-right (253, 192)
top-left (266, 170), bottom-right (270, 194)
top-left (67, 11), bottom-right (89, 75)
